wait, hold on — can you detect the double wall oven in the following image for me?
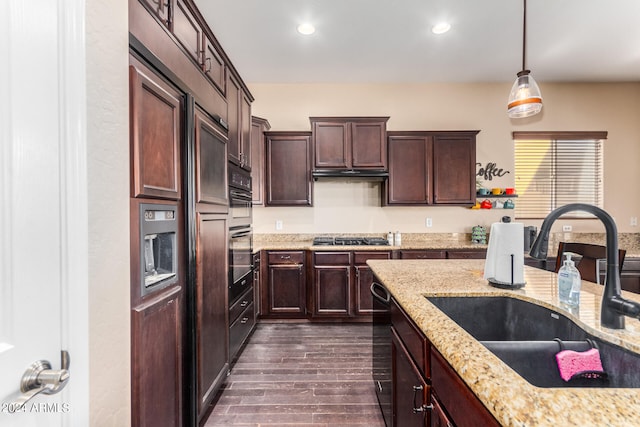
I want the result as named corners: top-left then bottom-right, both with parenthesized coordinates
top-left (228, 164), bottom-right (253, 305)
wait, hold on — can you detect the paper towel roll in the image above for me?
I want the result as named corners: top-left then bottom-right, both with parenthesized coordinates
top-left (484, 222), bottom-right (526, 287)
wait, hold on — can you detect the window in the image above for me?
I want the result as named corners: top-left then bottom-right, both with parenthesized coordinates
top-left (513, 131), bottom-right (606, 219)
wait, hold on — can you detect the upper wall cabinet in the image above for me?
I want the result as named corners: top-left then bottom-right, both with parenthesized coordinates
top-left (129, 56), bottom-right (183, 200)
top-left (265, 131), bottom-right (313, 206)
top-left (310, 117), bottom-right (389, 170)
top-left (385, 131), bottom-right (479, 206)
top-left (172, 0), bottom-right (202, 64)
top-left (250, 116), bottom-right (271, 206)
top-left (194, 106), bottom-right (228, 212)
top-left (227, 73), bottom-right (252, 171)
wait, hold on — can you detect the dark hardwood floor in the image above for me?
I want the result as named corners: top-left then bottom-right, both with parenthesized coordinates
top-left (203, 323), bottom-right (386, 426)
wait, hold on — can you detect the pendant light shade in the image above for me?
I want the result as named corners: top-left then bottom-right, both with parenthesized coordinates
top-left (507, 0), bottom-right (542, 118)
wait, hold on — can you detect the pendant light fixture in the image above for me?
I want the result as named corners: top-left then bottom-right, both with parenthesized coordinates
top-left (507, 0), bottom-right (543, 118)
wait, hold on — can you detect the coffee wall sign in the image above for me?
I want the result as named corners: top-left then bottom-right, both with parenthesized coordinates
top-left (476, 162), bottom-right (510, 181)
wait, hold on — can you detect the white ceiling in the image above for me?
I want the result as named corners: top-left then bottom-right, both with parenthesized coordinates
top-left (194, 0), bottom-right (640, 84)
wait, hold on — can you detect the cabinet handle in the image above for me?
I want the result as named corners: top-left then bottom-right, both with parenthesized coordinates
top-left (412, 385), bottom-right (433, 413)
top-left (280, 255), bottom-right (291, 260)
top-left (204, 56), bottom-right (212, 73)
top-left (240, 300), bottom-right (249, 308)
top-left (240, 317), bottom-right (249, 324)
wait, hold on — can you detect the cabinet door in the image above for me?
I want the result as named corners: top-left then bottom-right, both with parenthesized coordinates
top-left (250, 117), bottom-right (270, 205)
top-left (313, 264), bottom-right (351, 317)
top-left (195, 214), bottom-right (228, 417)
top-left (312, 121), bottom-right (349, 168)
top-left (432, 134), bottom-right (476, 205)
top-left (138, 0), bottom-right (171, 27)
top-left (392, 328), bottom-right (429, 427)
top-left (172, 0), bottom-right (202, 63)
top-left (430, 348), bottom-right (500, 427)
top-left (446, 249), bottom-right (486, 259)
top-left (240, 91), bottom-right (252, 170)
top-left (129, 59), bottom-right (182, 200)
top-left (354, 251), bottom-right (392, 316)
top-left (268, 264), bottom-right (306, 316)
top-left (265, 132), bottom-right (313, 206)
top-left (194, 107), bottom-right (228, 211)
top-left (387, 135), bottom-right (432, 205)
top-left (351, 120), bottom-right (387, 169)
top-left (132, 287), bottom-right (184, 427)
top-left (226, 73), bottom-right (241, 166)
top-left (202, 36), bottom-right (226, 94)
top-left (430, 395), bottom-right (454, 427)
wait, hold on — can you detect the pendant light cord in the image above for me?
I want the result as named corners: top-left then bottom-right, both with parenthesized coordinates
top-left (522, 0), bottom-right (527, 71)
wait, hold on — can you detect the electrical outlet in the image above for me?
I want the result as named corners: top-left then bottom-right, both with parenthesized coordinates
top-left (562, 225), bottom-right (572, 232)
top-left (426, 217), bottom-right (433, 228)
top-left (275, 220), bottom-right (283, 230)
top-left (631, 217), bottom-right (638, 226)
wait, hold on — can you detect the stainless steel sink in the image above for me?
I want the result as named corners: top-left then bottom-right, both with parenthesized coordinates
top-left (426, 296), bottom-right (640, 388)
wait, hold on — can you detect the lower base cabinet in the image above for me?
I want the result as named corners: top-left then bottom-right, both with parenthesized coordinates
top-left (262, 251), bottom-right (306, 318)
top-left (390, 298), bottom-right (500, 427)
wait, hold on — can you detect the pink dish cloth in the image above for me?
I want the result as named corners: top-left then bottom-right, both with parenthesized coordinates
top-left (555, 348), bottom-right (604, 382)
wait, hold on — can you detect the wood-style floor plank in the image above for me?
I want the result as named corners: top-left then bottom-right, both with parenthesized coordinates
top-left (203, 323), bottom-right (386, 426)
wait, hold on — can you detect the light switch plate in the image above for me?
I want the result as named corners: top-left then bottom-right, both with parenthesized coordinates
top-left (426, 217), bottom-right (433, 228)
top-left (275, 220), bottom-right (283, 230)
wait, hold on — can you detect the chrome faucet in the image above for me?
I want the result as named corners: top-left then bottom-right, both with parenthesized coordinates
top-left (529, 203), bottom-right (640, 329)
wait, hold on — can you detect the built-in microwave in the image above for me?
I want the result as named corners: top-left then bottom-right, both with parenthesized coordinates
top-left (228, 164), bottom-right (252, 228)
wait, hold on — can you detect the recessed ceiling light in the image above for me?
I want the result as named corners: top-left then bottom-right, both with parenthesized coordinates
top-left (431, 22), bottom-right (451, 35)
top-left (297, 23), bottom-right (316, 35)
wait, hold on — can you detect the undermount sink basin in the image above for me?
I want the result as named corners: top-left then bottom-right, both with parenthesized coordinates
top-left (426, 296), bottom-right (640, 388)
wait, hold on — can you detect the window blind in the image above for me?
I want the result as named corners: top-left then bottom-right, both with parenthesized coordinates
top-left (513, 132), bottom-right (605, 219)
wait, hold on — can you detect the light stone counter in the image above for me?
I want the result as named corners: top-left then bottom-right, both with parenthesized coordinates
top-left (367, 259), bottom-right (640, 426)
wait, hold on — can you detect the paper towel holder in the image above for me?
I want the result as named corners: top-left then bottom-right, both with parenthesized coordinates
top-left (487, 253), bottom-right (526, 289)
top-left (484, 216), bottom-right (526, 289)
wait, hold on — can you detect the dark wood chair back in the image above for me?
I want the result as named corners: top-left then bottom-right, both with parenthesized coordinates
top-left (554, 242), bottom-right (626, 284)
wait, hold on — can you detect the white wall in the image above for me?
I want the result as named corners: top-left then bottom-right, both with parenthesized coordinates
top-left (250, 82), bottom-right (640, 235)
top-left (86, 0), bottom-right (131, 425)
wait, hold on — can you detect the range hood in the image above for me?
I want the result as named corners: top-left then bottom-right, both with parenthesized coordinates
top-left (312, 169), bottom-right (389, 181)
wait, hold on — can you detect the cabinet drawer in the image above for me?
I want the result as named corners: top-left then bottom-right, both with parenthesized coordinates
top-left (229, 287), bottom-right (253, 325)
top-left (431, 347), bottom-right (500, 427)
top-left (229, 302), bottom-right (255, 360)
top-left (353, 251), bottom-right (391, 265)
top-left (268, 251), bottom-right (305, 264)
top-left (391, 300), bottom-right (428, 377)
top-left (446, 250), bottom-right (486, 259)
top-left (399, 250), bottom-right (446, 260)
top-left (314, 251), bottom-right (351, 265)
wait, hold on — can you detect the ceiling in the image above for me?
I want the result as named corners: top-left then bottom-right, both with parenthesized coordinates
top-left (194, 0), bottom-right (640, 84)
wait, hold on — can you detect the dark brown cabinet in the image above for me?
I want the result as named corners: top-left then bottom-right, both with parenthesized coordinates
top-left (202, 36), bottom-right (226, 94)
top-left (311, 117), bottom-right (389, 170)
top-left (263, 251), bottom-right (306, 318)
top-left (131, 287), bottom-right (184, 427)
top-left (354, 251), bottom-right (392, 315)
top-left (446, 249), bottom-right (486, 259)
top-left (129, 57), bottom-right (182, 200)
top-left (398, 250), bottom-right (446, 260)
top-left (250, 116), bottom-right (270, 206)
top-left (265, 131), bottom-right (313, 206)
top-left (390, 299), bottom-right (500, 427)
top-left (312, 252), bottom-right (352, 317)
top-left (194, 214), bottom-right (228, 420)
top-left (227, 73), bottom-right (252, 170)
top-left (387, 133), bottom-right (432, 205)
top-left (194, 106), bottom-right (228, 212)
top-left (392, 328), bottom-right (430, 427)
top-left (310, 250), bottom-right (392, 319)
top-left (432, 133), bottom-right (477, 205)
top-left (172, 0), bottom-right (202, 64)
top-left (229, 287), bottom-right (255, 362)
top-left (386, 131), bottom-right (479, 206)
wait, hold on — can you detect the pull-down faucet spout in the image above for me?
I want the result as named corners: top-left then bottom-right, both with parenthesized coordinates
top-left (529, 203), bottom-right (640, 329)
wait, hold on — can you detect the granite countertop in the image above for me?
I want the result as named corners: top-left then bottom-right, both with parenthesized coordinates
top-left (253, 233), bottom-right (488, 252)
top-left (367, 259), bottom-right (640, 426)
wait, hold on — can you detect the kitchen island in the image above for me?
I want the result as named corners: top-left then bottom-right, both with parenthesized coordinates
top-left (367, 259), bottom-right (640, 426)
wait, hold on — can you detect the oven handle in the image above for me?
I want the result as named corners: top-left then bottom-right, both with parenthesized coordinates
top-left (370, 282), bottom-right (391, 305)
top-left (230, 229), bottom-right (252, 239)
top-left (230, 190), bottom-right (252, 200)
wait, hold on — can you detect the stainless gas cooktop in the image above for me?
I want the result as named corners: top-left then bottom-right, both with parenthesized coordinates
top-left (312, 236), bottom-right (390, 246)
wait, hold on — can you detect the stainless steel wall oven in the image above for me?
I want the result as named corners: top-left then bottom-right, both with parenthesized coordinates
top-left (228, 164), bottom-right (253, 305)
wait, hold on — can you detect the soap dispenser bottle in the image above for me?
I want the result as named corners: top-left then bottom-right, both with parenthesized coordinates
top-left (558, 253), bottom-right (581, 307)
